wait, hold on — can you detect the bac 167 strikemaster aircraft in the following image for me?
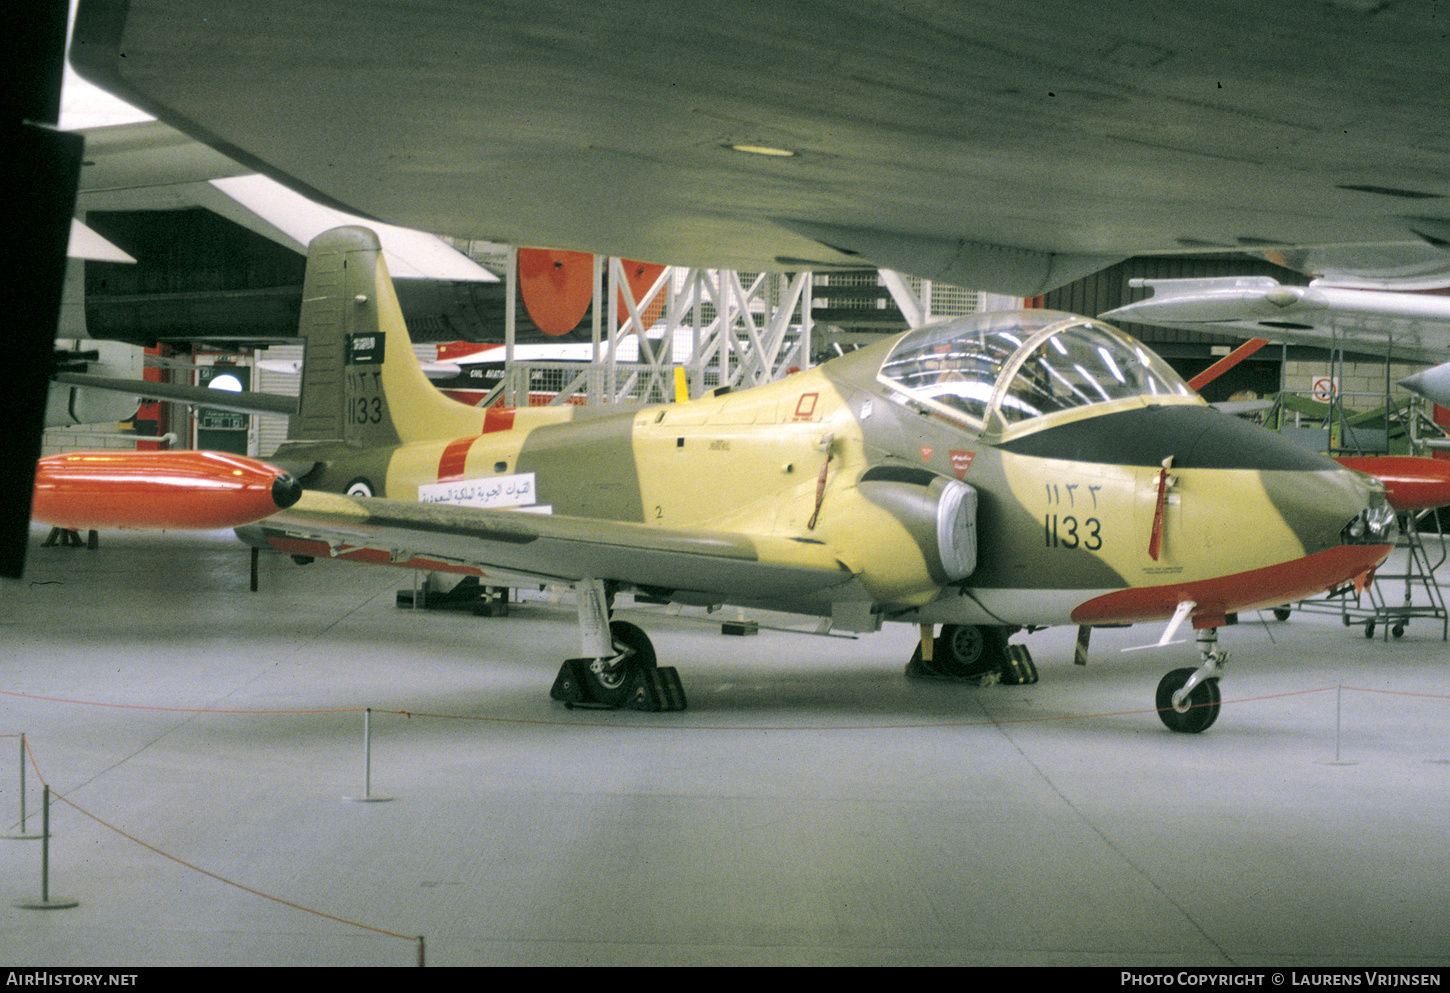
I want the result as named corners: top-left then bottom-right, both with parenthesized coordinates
top-left (32, 0), bottom-right (1446, 729)
top-left (70, 225), bottom-right (1386, 734)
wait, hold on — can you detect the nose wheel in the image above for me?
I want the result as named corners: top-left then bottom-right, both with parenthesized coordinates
top-left (1155, 628), bottom-right (1226, 733)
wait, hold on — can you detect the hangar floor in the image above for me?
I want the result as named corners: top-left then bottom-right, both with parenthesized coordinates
top-left (1, 527), bottom-right (1447, 968)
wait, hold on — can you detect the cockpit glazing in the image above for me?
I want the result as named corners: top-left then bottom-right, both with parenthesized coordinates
top-left (877, 312), bottom-right (1194, 428)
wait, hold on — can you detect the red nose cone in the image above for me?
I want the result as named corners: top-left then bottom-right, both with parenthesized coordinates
top-left (1335, 456), bottom-right (1450, 511)
top-left (32, 450), bottom-right (299, 531)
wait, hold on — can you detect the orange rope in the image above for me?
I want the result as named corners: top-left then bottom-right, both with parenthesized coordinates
top-left (3, 681), bottom-right (1444, 733)
top-left (47, 787), bottom-right (416, 943)
top-left (0, 688), bottom-right (364, 715)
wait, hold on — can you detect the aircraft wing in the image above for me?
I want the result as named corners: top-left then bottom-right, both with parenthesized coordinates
top-left (70, 1), bottom-right (1450, 296)
top-left (261, 491), bottom-right (856, 604)
top-left (1102, 278), bottom-right (1450, 364)
top-left (72, 119), bottom-right (497, 283)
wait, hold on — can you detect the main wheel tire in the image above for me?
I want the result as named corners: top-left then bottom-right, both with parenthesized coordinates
top-left (1155, 667), bottom-right (1221, 734)
top-left (581, 620), bottom-right (657, 706)
top-left (936, 624), bottom-right (1008, 678)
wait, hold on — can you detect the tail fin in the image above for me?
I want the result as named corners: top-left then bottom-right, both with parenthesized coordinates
top-left (290, 226), bottom-right (485, 446)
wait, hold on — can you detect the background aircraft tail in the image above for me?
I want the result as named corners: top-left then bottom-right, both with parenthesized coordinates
top-left (289, 226), bottom-right (487, 447)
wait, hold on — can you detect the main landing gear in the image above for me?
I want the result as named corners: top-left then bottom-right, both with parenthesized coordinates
top-left (548, 579), bottom-right (687, 712)
top-left (1155, 628), bottom-right (1226, 734)
top-left (906, 623), bottom-right (1038, 684)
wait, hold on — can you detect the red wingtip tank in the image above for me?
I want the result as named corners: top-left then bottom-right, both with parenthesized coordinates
top-left (31, 450), bottom-right (303, 531)
top-left (1334, 455), bottom-right (1450, 512)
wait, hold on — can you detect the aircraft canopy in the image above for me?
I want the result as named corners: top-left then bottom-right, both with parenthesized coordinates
top-left (877, 311), bottom-right (1194, 428)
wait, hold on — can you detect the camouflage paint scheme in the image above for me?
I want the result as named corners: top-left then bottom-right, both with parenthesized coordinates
top-left (254, 228), bottom-right (1393, 646)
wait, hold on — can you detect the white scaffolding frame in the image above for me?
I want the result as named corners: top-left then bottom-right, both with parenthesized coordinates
top-left (501, 249), bottom-right (814, 407)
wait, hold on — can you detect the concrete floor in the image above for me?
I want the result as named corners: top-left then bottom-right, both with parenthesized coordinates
top-left (1, 527), bottom-right (1447, 967)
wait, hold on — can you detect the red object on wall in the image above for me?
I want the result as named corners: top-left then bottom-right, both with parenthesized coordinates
top-left (616, 260), bottom-right (667, 328)
top-left (517, 248), bottom-right (593, 337)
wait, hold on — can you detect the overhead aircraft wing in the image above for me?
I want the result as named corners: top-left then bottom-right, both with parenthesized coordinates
top-left (72, 119), bottom-right (496, 283)
top-left (259, 491), bottom-right (856, 605)
top-left (1102, 278), bottom-right (1450, 365)
top-left (70, 1), bottom-right (1450, 296)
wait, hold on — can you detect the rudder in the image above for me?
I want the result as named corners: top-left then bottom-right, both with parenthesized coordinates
top-left (289, 226), bottom-right (485, 448)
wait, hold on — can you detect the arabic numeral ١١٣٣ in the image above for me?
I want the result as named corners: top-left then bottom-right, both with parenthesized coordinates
top-left (1043, 480), bottom-right (1104, 551)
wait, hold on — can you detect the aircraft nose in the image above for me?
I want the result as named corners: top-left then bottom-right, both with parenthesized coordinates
top-left (1334, 476), bottom-right (1398, 547)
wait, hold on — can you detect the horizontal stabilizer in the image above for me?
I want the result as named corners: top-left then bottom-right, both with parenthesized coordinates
top-left (53, 372), bottom-right (299, 417)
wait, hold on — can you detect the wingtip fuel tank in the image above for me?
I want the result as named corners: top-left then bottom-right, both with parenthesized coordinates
top-left (32, 450), bottom-right (302, 531)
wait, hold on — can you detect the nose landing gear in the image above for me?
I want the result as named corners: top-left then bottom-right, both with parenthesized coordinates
top-left (1155, 628), bottom-right (1226, 733)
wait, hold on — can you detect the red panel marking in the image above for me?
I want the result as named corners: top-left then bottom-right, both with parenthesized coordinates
top-left (793, 393), bottom-right (818, 420)
top-left (949, 450), bottom-right (975, 479)
top-left (1148, 463), bottom-right (1171, 561)
top-left (920, 446), bottom-right (934, 461)
top-left (1070, 544), bottom-right (1392, 627)
top-left (484, 406), bottom-right (517, 434)
top-left (437, 437), bottom-right (476, 481)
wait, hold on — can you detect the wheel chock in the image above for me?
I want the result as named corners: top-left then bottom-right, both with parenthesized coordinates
top-left (550, 660), bottom-right (688, 711)
top-left (998, 644), bottom-right (1038, 685)
top-left (397, 576), bottom-right (510, 614)
top-left (628, 666), bottom-right (688, 712)
top-left (549, 658), bottom-right (610, 708)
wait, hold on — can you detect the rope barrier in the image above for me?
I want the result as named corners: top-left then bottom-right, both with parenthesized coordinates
top-left (0, 688), bottom-right (365, 715)
top-left (1339, 685), bottom-right (1450, 700)
top-left (1, 676), bottom-right (1439, 963)
top-left (50, 788), bottom-right (418, 943)
top-left (16, 737), bottom-right (420, 956)
top-left (0, 682), bottom-right (1443, 731)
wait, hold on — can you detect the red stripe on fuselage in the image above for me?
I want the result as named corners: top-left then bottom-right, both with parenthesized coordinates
top-left (437, 437), bottom-right (476, 481)
top-left (1070, 543), bottom-right (1392, 627)
top-left (484, 406), bottom-right (516, 433)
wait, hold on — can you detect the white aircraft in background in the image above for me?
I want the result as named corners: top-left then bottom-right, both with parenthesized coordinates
top-left (1100, 278), bottom-right (1450, 412)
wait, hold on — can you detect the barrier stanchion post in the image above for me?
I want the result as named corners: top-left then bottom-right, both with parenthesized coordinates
top-left (13, 785), bottom-right (78, 910)
top-left (344, 708), bottom-right (393, 803)
top-left (6, 733), bottom-right (40, 841)
top-left (1327, 683), bottom-right (1358, 767)
top-left (1336, 684), bottom-right (1343, 763)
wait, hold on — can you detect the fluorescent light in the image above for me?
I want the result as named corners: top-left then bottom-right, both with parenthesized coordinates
top-left (727, 143), bottom-right (796, 157)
